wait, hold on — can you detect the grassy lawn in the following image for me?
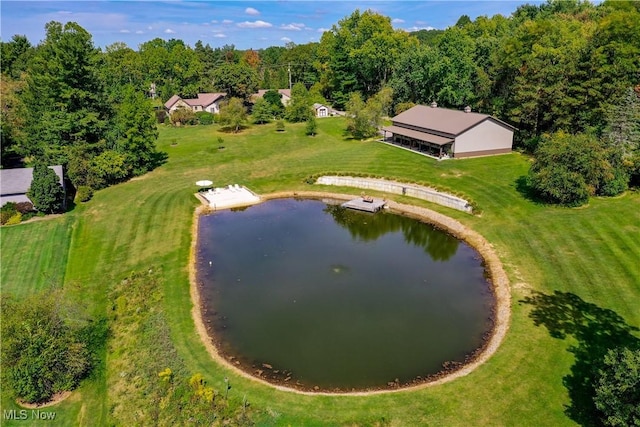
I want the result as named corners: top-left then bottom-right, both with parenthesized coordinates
top-left (1, 117), bottom-right (639, 425)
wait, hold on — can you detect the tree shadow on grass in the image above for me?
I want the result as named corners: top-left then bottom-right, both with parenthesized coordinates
top-left (521, 291), bottom-right (640, 426)
top-left (514, 175), bottom-right (546, 205)
top-left (151, 150), bottom-right (169, 169)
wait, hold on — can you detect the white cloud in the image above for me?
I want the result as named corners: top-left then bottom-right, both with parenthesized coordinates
top-left (213, 33), bottom-right (227, 38)
top-left (280, 23), bottom-right (304, 31)
top-left (405, 26), bottom-right (436, 32)
top-left (392, 18), bottom-right (405, 24)
top-left (164, 28), bottom-right (176, 34)
top-left (147, 26), bottom-right (153, 30)
top-left (317, 27), bottom-right (330, 33)
top-left (281, 37), bottom-right (292, 42)
top-left (222, 19), bottom-right (233, 25)
top-left (211, 20), bottom-right (218, 23)
top-left (245, 7), bottom-right (260, 16)
top-left (237, 20), bottom-right (272, 28)
top-left (135, 30), bottom-right (144, 34)
top-left (119, 29), bottom-right (130, 33)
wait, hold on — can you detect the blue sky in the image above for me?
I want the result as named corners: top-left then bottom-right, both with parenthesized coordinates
top-left (1, 1), bottom-right (545, 50)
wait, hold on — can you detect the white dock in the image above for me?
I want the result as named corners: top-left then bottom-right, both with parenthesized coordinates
top-left (342, 198), bottom-right (386, 213)
top-left (201, 185), bottom-right (261, 210)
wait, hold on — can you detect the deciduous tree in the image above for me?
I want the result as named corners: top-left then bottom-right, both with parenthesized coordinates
top-left (218, 97), bottom-right (247, 133)
top-left (212, 63), bottom-right (259, 100)
top-left (594, 347), bottom-right (640, 427)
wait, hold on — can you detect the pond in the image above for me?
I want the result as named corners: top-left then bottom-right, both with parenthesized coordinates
top-left (196, 198), bottom-right (495, 392)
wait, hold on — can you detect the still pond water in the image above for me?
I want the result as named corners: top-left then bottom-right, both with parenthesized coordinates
top-left (197, 198), bottom-right (495, 391)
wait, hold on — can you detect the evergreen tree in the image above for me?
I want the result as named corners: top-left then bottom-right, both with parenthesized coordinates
top-left (27, 163), bottom-right (65, 213)
top-left (285, 83), bottom-right (312, 122)
top-left (305, 115), bottom-right (317, 136)
top-left (21, 21), bottom-right (111, 164)
top-left (251, 98), bottom-right (273, 124)
top-left (113, 85), bottom-right (159, 176)
top-left (263, 90), bottom-right (285, 118)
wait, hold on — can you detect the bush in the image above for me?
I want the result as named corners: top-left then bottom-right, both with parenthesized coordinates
top-left (1, 202), bottom-right (18, 225)
top-left (1, 293), bottom-right (95, 404)
top-left (275, 120), bottom-right (285, 132)
top-left (155, 109), bottom-right (167, 124)
top-left (15, 201), bottom-right (34, 213)
top-left (527, 132), bottom-right (620, 206)
top-left (170, 106), bottom-right (197, 126)
top-left (5, 212), bottom-right (22, 225)
top-left (76, 186), bottom-right (94, 203)
top-left (195, 111), bottom-right (214, 125)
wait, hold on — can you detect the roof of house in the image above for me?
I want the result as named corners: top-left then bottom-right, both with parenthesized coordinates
top-left (313, 103), bottom-right (328, 110)
top-left (252, 89), bottom-right (292, 101)
top-left (164, 93), bottom-right (226, 109)
top-left (392, 105), bottom-right (515, 136)
top-left (185, 93), bottom-right (226, 107)
top-left (1, 166), bottom-right (64, 206)
top-left (164, 94), bottom-right (182, 109)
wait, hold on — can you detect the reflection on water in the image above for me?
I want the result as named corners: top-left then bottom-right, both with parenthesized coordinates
top-left (197, 198), bottom-right (494, 391)
top-left (324, 204), bottom-right (459, 261)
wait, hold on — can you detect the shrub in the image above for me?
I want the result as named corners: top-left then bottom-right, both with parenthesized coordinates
top-left (5, 212), bottom-right (22, 225)
top-left (527, 132), bottom-right (619, 206)
top-left (1, 202), bottom-right (18, 224)
top-left (195, 111), bottom-right (215, 125)
top-left (1, 293), bottom-right (95, 404)
top-left (275, 120), bottom-right (285, 132)
top-left (15, 201), bottom-right (34, 213)
top-left (155, 109), bottom-right (167, 124)
top-left (76, 186), bottom-right (94, 203)
top-left (170, 106), bottom-right (197, 126)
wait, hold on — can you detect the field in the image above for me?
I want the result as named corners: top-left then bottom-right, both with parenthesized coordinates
top-left (1, 117), bottom-right (639, 426)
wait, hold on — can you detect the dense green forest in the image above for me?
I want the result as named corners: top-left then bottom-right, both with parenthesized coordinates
top-left (1, 0), bottom-right (639, 200)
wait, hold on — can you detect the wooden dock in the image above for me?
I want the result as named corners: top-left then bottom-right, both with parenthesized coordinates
top-left (342, 198), bottom-right (386, 213)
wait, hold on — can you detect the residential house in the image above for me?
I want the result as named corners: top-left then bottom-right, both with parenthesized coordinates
top-left (164, 93), bottom-right (227, 114)
top-left (381, 103), bottom-right (516, 158)
top-left (251, 89), bottom-right (292, 106)
top-left (0, 166), bottom-right (66, 207)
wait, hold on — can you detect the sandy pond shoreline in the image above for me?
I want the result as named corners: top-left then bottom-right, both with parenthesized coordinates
top-left (189, 191), bottom-right (511, 396)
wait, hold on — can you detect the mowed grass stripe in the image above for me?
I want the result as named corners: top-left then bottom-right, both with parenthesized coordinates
top-left (1, 216), bottom-right (72, 296)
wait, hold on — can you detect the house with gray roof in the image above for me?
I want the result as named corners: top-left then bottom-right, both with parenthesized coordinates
top-left (0, 166), bottom-right (66, 207)
top-left (164, 93), bottom-right (227, 115)
top-left (382, 103), bottom-right (516, 158)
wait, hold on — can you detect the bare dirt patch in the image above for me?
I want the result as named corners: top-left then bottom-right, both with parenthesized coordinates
top-left (17, 391), bottom-right (72, 408)
top-left (190, 191), bottom-right (511, 396)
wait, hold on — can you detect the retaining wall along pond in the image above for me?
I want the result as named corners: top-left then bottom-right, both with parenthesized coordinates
top-left (315, 176), bottom-right (473, 213)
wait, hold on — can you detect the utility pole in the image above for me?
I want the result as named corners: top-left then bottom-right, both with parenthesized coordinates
top-left (288, 63), bottom-right (292, 90)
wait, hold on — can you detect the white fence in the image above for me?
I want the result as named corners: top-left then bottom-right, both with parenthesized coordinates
top-left (315, 176), bottom-right (473, 213)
